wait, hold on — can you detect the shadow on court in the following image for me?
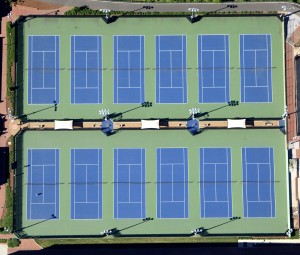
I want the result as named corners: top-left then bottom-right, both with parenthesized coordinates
top-left (17, 101), bottom-right (57, 121)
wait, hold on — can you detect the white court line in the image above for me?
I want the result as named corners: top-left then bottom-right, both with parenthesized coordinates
top-left (159, 149), bottom-right (162, 218)
top-left (247, 201), bottom-right (272, 203)
top-left (32, 50), bottom-right (56, 53)
top-left (30, 150), bottom-right (33, 219)
top-left (160, 163), bottom-right (185, 166)
top-left (117, 49), bottom-right (141, 53)
top-left (246, 162), bottom-right (270, 164)
top-left (268, 147), bottom-right (273, 216)
top-left (31, 202), bottom-right (56, 205)
top-left (116, 149), bottom-right (119, 217)
top-left (214, 164), bottom-right (217, 202)
top-left (245, 148), bottom-right (249, 217)
top-left (183, 147), bottom-right (187, 218)
top-left (74, 87), bottom-right (99, 90)
top-left (75, 50), bottom-right (99, 53)
top-left (97, 37), bottom-right (101, 104)
top-left (201, 49), bottom-right (226, 52)
top-left (226, 148), bottom-right (230, 217)
top-left (161, 200), bottom-right (185, 203)
top-left (159, 49), bottom-right (183, 52)
top-left (242, 35), bottom-right (246, 102)
top-left (74, 201), bottom-right (99, 204)
top-left (201, 149), bottom-right (205, 217)
top-left (140, 149), bottom-right (143, 218)
top-left (255, 50), bottom-right (258, 87)
top-left (116, 37), bottom-right (119, 103)
top-left (31, 88), bottom-right (55, 90)
top-left (118, 201), bottom-right (142, 204)
top-left (85, 52), bottom-right (88, 88)
top-left (243, 49), bottom-right (268, 52)
top-left (30, 164), bottom-right (56, 167)
top-left (159, 86), bottom-right (184, 89)
top-left (140, 36), bottom-right (143, 103)
top-left (243, 85), bottom-right (269, 88)
top-left (117, 86), bottom-right (141, 89)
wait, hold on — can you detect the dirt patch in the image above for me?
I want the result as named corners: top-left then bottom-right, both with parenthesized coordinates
top-left (14, 0), bottom-right (64, 10)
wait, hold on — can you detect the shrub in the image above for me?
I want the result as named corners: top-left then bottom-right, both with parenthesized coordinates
top-left (6, 22), bottom-right (15, 114)
top-left (7, 238), bottom-right (20, 248)
top-left (2, 180), bottom-right (13, 232)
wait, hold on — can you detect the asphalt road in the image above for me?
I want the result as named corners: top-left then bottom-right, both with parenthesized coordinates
top-left (34, 0), bottom-right (299, 14)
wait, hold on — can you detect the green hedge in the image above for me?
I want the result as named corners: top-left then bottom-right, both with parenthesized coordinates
top-left (65, 6), bottom-right (103, 15)
top-left (6, 22), bottom-right (15, 114)
top-left (65, 5), bottom-right (278, 17)
top-left (2, 180), bottom-right (13, 233)
top-left (7, 238), bottom-right (20, 248)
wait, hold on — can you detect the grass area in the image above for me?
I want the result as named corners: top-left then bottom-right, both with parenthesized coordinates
top-left (36, 236), bottom-right (239, 248)
top-left (6, 22), bottom-right (15, 114)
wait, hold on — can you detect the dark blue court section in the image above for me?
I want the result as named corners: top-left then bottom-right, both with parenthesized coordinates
top-left (156, 35), bottom-right (187, 103)
top-left (114, 149), bottom-right (145, 219)
top-left (157, 148), bottom-right (188, 218)
top-left (27, 149), bottom-right (59, 220)
top-left (198, 35), bottom-right (230, 103)
top-left (28, 36), bottom-right (59, 104)
top-left (242, 147), bottom-right (275, 218)
top-left (114, 36), bottom-right (144, 104)
top-left (240, 34), bottom-right (272, 103)
top-left (200, 148), bottom-right (232, 218)
top-left (71, 36), bottom-right (102, 104)
top-left (71, 149), bottom-right (102, 219)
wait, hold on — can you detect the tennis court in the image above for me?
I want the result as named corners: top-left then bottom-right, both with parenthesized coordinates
top-left (240, 34), bottom-right (272, 103)
top-left (114, 148), bottom-right (145, 219)
top-left (27, 149), bottom-right (59, 220)
top-left (14, 16), bottom-right (289, 237)
top-left (156, 35), bottom-right (187, 104)
top-left (157, 148), bottom-right (188, 218)
top-left (198, 35), bottom-right (230, 103)
top-left (28, 35), bottom-right (60, 104)
top-left (242, 147), bottom-right (275, 218)
top-left (114, 35), bottom-right (144, 104)
top-left (71, 149), bottom-right (102, 219)
top-left (200, 148), bottom-right (232, 218)
top-left (71, 36), bottom-right (102, 104)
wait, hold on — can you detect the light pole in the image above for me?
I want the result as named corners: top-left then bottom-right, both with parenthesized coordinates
top-left (188, 8), bottom-right (199, 19)
top-left (189, 108), bottom-right (200, 119)
top-left (100, 9), bottom-right (111, 20)
top-left (99, 109), bottom-right (110, 120)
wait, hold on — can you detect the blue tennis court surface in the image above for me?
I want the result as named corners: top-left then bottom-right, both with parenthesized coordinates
top-left (71, 36), bottom-right (102, 104)
top-left (198, 35), bottom-right (230, 103)
top-left (28, 36), bottom-right (59, 104)
top-left (156, 35), bottom-right (187, 104)
top-left (114, 36), bottom-right (144, 104)
top-left (71, 149), bottom-right (102, 219)
top-left (242, 147), bottom-right (275, 218)
top-left (114, 148), bottom-right (145, 219)
top-left (27, 149), bottom-right (59, 220)
top-left (200, 148), bottom-right (232, 218)
top-left (157, 148), bottom-right (188, 218)
top-left (240, 34), bottom-right (272, 103)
